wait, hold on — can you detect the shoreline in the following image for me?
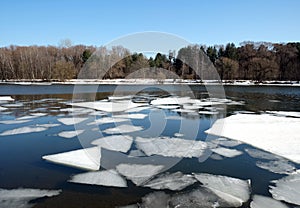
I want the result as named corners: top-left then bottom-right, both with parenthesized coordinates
top-left (0, 79), bottom-right (300, 87)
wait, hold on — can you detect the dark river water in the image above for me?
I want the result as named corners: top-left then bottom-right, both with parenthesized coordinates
top-left (0, 83), bottom-right (299, 208)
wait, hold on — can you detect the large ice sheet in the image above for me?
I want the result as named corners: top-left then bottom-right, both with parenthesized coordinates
top-left (245, 148), bottom-right (280, 160)
top-left (0, 126), bottom-right (47, 136)
top-left (135, 137), bottom-right (208, 158)
top-left (42, 147), bottom-right (100, 171)
top-left (211, 138), bottom-right (241, 147)
top-left (88, 117), bottom-right (129, 125)
top-left (69, 169), bottom-right (127, 187)
top-left (206, 114), bottom-right (300, 164)
top-left (267, 111), bottom-right (300, 118)
top-left (211, 147), bottom-right (243, 158)
top-left (194, 173), bottom-right (251, 206)
top-left (116, 163), bottom-right (164, 186)
top-left (57, 117), bottom-right (88, 125)
top-left (256, 160), bottom-right (296, 175)
top-left (143, 171), bottom-right (197, 191)
top-left (103, 124), bottom-right (143, 134)
top-left (269, 171), bottom-right (300, 205)
top-left (71, 100), bottom-right (146, 113)
top-left (250, 195), bottom-right (289, 208)
top-left (58, 130), bottom-right (85, 138)
top-left (0, 188), bottom-right (61, 208)
top-left (91, 135), bottom-right (133, 153)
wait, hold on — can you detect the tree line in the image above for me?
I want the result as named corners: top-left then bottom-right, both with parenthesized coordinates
top-left (0, 41), bottom-right (299, 81)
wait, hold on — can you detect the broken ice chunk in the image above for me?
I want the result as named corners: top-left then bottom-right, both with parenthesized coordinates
top-left (0, 119), bottom-right (31, 125)
top-left (245, 148), bottom-right (281, 160)
top-left (69, 169), bottom-right (127, 187)
top-left (211, 147), bottom-right (243, 158)
top-left (91, 135), bottom-right (133, 153)
top-left (266, 111), bottom-right (300, 118)
top-left (256, 160), bottom-right (296, 174)
top-left (0, 188), bottom-right (61, 208)
top-left (116, 163), bottom-right (164, 186)
top-left (143, 171), bottom-right (197, 191)
top-left (211, 138), bottom-right (241, 147)
top-left (250, 195), bottom-right (289, 208)
top-left (135, 137), bottom-right (208, 158)
top-left (58, 130), bottom-right (85, 139)
top-left (0, 126), bottom-right (47, 136)
top-left (113, 113), bottom-right (148, 120)
top-left (87, 117), bottom-right (129, 125)
top-left (103, 124), bottom-right (143, 134)
top-left (194, 173), bottom-right (251, 206)
top-left (42, 147), bottom-right (100, 171)
top-left (269, 171), bottom-right (300, 205)
top-left (57, 117), bottom-right (88, 125)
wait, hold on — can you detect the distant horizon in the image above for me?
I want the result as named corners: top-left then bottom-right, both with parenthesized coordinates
top-left (1, 0), bottom-right (299, 47)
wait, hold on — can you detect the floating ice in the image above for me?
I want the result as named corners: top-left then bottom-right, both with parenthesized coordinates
top-left (154, 105), bottom-right (179, 110)
top-left (36, 123), bottom-right (61, 128)
top-left (151, 97), bottom-right (192, 105)
top-left (266, 111), bottom-right (300, 118)
top-left (199, 110), bottom-right (219, 115)
top-left (143, 171), bottom-right (197, 191)
top-left (135, 137), bottom-right (208, 158)
top-left (269, 172), bottom-right (300, 205)
top-left (128, 149), bottom-right (146, 157)
top-left (0, 188), bottom-right (61, 208)
top-left (172, 108), bottom-right (197, 113)
top-left (194, 173), bottom-right (251, 206)
top-left (0, 96), bottom-right (14, 101)
top-left (88, 117), bottom-right (129, 125)
top-left (211, 147), bottom-right (243, 158)
top-left (211, 138), bottom-right (241, 147)
top-left (58, 130), bottom-right (85, 138)
top-left (103, 124), bottom-right (143, 134)
top-left (0, 126), bottom-right (47, 136)
top-left (250, 195), bottom-right (289, 208)
top-left (71, 100), bottom-right (146, 113)
top-left (113, 113), bottom-right (148, 119)
top-left (174, 132), bottom-right (184, 137)
top-left (91, 135), bottom-right (133, 153)
top-left (140, 192), bottom-right (170, 208)
top-left (256, 160), bottom-right (296, 174)
top-left (206, 113), bottom-right (300, 164)
top-left (116, 163), bottom-right (164, 186)
top-left (0, 119), bottom-right (31, 125)
top-left (245, 148), bottom-right (280, 160)
top-left (108, 95), bottom-right (132, 101)
top-left (209, 153), bottom-right (224, 160)
top-left (42, 147), bottom-right (100, 171)
top-left (0, 106), bottom-right (8, 111)
top-left (17, 113), bottom-right (47, 120)
top-left (57, 117), bottom-right (88, 125)
top-left (3, 103), bottom-right (23, 107)
top-left (125, 106), bottom-right (152, 113)
top-left (69, 169), bottom-right (127, 187)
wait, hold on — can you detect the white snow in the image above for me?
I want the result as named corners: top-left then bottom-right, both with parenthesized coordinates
top-left (143, 171), bottom-right (197, 191)
top-left (211, 147), bottom-right (243, 158)
top-left (250, 195), bottom-right (289, 208)
top-left (113, 113), bottom-right (148, 120)
top-left (103, 124), bottom-right (143, 134)
top-left (69, 169), bottom-right (127, 187)
top-left (116, 163), bottom-right (164, 186)
top-left (194, 173), bottom-right (251, 206)
top-left (0, 126), bottom-right (47, 136)
top-left (0, 96), bottom-right (14, 101)
top-left (70, 100), bottom-right (146, 113)
top-left (206, 113), bottom-right (300, 164)
top-left (0, 119), bottom-right (31, 125)
top-left (135, 137), bottom-right (208, 158)
top-left (0, 188), bottom-right (61, 208)
top-left (42, 147), bottom-right (101, 171)
top-left (91, 135), bottom-right (133, 153)
top-left (58, 130), bottom-right (85, 138)
top-left (269, 171), bottom-right (300, 205)
top-left (57, 117), bottom-right (88, 125)
top-left (256, 160), bottom-right (296, 174)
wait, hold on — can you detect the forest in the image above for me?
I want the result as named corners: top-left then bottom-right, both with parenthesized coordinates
top-left (0, 41), bottom-right (299, 81)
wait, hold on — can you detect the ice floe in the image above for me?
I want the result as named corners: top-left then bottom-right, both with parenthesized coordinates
top-left (125, 106), bottom-right (152, 113)
top-left (42, 147), bottom-right (100, 170)
top-left (113, 113), bottom-right (148, 120)
top-left (206, 113), bottom-right (300, 164)
top-left (17, 113), bottom-right (47, 120)
top-left (209, 153), bottom-right (224, 160)
top-left (116, 163), bottom-right (164, 186)
top-left (58, 130), bottom-right (85, 138)
top-left (194, 173), bottom-right (251, 206)
top-left (151, 97), bottom-right (192, 105)
top-left (154, 105), bottom-right (179, 110)
top-left (198, 110), bottom-right (219, 115)
top-left (266, 111), bottom-right (300, 118)
top-left (91, 135), bottom-right (133, 153)
top-left (135, 137), bottom-right (208, 158)
top-left (0, 96), bottom-right (14, 101)
top-left (245, 148), bottom-right (280, 160)
top-left (172, 108), bottom-right (197, 113)
top-left (256, 160), bottom-right (296, 174)
top-left (36, 123), bottom-right (61, 128)
top-left (250, 195), bottom-right (289, 208)
top-left (128, 149), bottom-right (146, 157)
top-left (0, 126), bottom-right (47, 136)
top-left (211, 147), bottom-right (243, 158)
top-left (211, 138), bottom-right (241, 147)
top-left (0, 188), bottom-right (61, 208)
top-left (143, 171), bottom-right (197, 191)
top-left (0, 119), bottom-right (31, 125)
top-left (103, 124), bottom-right (143, 134)
top-left (0, 106), bottom-right (8, 111)
top-left (71, 100), bottom-right (146, 113)
top-left (57, 117), bottom-right (88, 125)
top-left (69, 169), bottom-right (127, 187)
top-left (269, 171), bottom-right (300, 205)
top-left (87, 117), bottom-right (129, 125)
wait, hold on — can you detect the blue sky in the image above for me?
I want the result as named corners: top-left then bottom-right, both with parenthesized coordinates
top-left (1, 0), bottom-right (299, 47)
